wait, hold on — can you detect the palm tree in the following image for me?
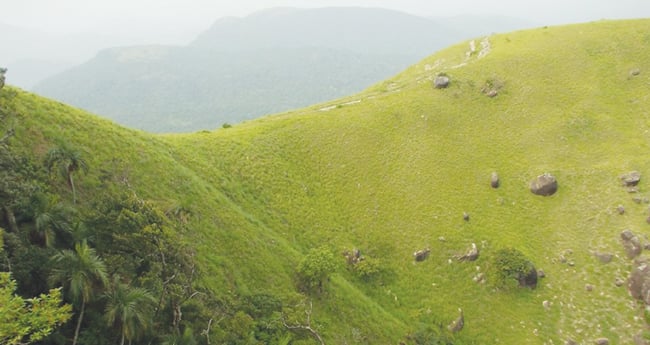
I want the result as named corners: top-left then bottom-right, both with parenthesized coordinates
top-left (45, 143), bottom-right (88, 204)
top-left (104, 278), bottom-right (156, 345)
top-left (26, 192), bottom-right (73, 247)
top-left (50, 241), bottom-right (108, 345)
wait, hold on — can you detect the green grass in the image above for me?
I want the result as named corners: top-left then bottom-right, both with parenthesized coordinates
top-left (5, 18), bottom-right (650, 344)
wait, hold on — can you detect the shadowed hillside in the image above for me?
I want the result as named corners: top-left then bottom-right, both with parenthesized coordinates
top-left (3, 19), bottom-right (650, 344)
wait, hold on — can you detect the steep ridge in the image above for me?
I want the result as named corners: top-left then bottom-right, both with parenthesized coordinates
top-left (4, 19), bottom-right (650, 344)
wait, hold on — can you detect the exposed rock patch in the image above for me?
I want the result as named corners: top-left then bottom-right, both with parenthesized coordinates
top-left (530, 173), bottom-right (558, 196)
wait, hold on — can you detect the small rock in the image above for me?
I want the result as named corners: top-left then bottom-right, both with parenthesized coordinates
top-left (566, 339), bottom-right (578, 345)
top-left (646, 216), bottom-right (650, 224)
top-left (537, 269), bottom-right (545, 278)
top-left (568, 261), bottom-right (575, 267)
top-left (617, 205), bottom-right (625, 215)
top-left (434, 75), bottom-right (450, 89)
top-left (542, 300), bottom-right (551, 310)
top-left (414, 248), bottom-right (431, 262)
top-left (530, 173), bottom-right (558, 196)
top-left (473, 272), bottom-right (485, 283)
top-left (490, 172), bottom-right (500, 188)
top-left (486, 89), bottom-right (498, 97)
top-left (594, 252), bottom-right (613, 264)
top-left (585, 284), bottom-right (594, 291)
top-left (621, 171), bottom-right (641, 187)
top-left (594, 337), bottom-right (609, 345)
top-left (457, 243), bottom-right (479, 262)
top-left (628, 257), bottom-right (650, 304)
top-left (559, 255), bottom-right (567, 263)
top-left (634, 196), bottom-right (644, 204)
top-left (615, 278), bottom-right (625, 287)
top-left (438, 236), bottom-right (446, 242)
top-left (463, 212), bottom-right (470, 221)
top-left (630, 68), bottom-right (641, 76)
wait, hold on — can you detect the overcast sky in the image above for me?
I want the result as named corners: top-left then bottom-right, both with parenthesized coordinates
top-left (3, 0), bottom-right (650, 42)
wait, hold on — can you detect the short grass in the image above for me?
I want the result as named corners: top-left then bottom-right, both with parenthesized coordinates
top-left (6, 18), bottom-right (650, 344)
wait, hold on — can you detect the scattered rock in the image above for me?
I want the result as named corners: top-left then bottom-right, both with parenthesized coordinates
top-left (565, 339), bottom-right (578, 345)
top-left (593, 251), bottom-right (613, 264)
top-left (463, 212), bottom-right (470, 221)
top-left (414, 248), bottom-right (431, 262)
top-left (530, 173), bottom-right (558, 196)
top-left (485, 89), bottom-right (498, 97)
top-left (438, 236), bottom-right (446, 242)
top-left (594, 338), bottom-right (609, 345)
top-left (628, 257), bottom-right (650, 304)
top-left (457, 243), bottom-right (479, 262)
top-left (542, 300), bottom-right (551, 310)
top-left (433, 75), bottom-right (450, 89)
top-left (537, 269), bottom-right (545, 278)
top-left (567, 261), bottom-right (575, 267)
top-left (490, 172), bottom-right (500, 188)
top-left (447, 308), bottom-right (464, 333)
top-left (617, 205), bottom-right (625, 215)
top-left (472, 272), bottom-right (485, 283)
top-left (585, 284), bottom-right (594, 292)
top-left (621, 171), bottom-right (641, 187)
top-left (630, 68), bottom-right (641, 76)
top-left (343, 248), bottom-right (364, 265)
top-left (621, 229), bottom-right (643, 259)
top-left (634, 196), bottom-right (644, 204)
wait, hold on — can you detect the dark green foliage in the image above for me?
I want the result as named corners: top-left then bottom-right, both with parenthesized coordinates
top-left (490, 248), bottom-right (537, 289)
top-left (297, 246), bottom-right (337, 293)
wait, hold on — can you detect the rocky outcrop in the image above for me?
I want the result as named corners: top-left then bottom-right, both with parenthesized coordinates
top-left (628, 257), bottom-right (650, 304)
top-left (530, 173), bottom-right (558, 196)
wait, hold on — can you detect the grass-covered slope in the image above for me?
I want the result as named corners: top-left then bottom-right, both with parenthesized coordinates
top-left (6, 19), bottom-right (650, 344)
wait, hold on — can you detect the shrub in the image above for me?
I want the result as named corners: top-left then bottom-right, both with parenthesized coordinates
top-left (297, 246), bottom-right (337, 293)
top-left (491, 248), bottom-right (537, 289)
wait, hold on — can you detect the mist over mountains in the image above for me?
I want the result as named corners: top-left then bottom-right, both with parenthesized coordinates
top-left (32, 7), bottom-right (534, 132)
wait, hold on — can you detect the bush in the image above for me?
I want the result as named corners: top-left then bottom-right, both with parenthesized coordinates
top-left (491, 248), bottom-right (537, 289)
top-left (297, 246), bottom-right (337, 293)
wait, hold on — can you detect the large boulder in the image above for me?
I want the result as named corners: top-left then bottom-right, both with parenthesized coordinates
top-left (621, 229), bottom-right (643, 259)
top-left (530, 173), bottom-right (558, 196)
top-left (628, 257), bottom-right (650, 304)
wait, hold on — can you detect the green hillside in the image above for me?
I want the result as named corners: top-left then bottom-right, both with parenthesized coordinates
top-left (3, 19), bottom-right (650, 345)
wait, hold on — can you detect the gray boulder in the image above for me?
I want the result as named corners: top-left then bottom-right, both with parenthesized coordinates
top-left (414, 248), bottom-right (431, 262)
top-left (490, 172), bottom-right (500, 188)
top-left (530, 173), bottom-right (558, 196)
top-left (433, 75), bottom-right (450, 89)
top-left (621, 229), bottom-right (643, 259)
top-left (621, 171), bottom-right (641, 187)
top-left (628, 257), bottom-right (650, 304)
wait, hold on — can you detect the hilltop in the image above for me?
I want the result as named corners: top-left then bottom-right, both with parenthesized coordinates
top-left (3, 19), bottom-right (650, 344)
top-left (32, 7), bottom-right (533, 133)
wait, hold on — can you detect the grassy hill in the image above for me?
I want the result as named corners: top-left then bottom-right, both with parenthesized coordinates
top-left (4, 18), bottom-right (650, 344)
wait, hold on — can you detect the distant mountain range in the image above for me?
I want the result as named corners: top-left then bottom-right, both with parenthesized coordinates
top-left (32, 7), bottom-right (535, 132)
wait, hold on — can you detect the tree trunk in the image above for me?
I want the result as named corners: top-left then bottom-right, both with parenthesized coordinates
top-left (73, 300), bottom-right (85, 345)
top-left (69, 172), bottom-right (76, 204)
top-left (120, 332), bottom-right (125, 345)
top-left (3, 206), bottom-right (18, 233)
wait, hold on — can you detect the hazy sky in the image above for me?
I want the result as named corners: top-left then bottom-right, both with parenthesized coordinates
top-left (3, 0), bottom-right (650, 42)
